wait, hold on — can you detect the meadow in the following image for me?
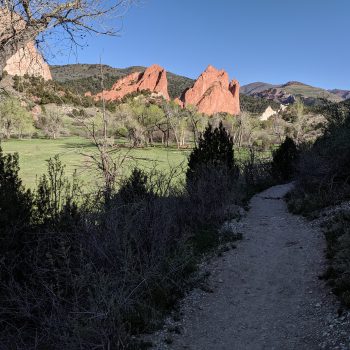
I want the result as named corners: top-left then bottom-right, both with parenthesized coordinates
top-left (1, 137), bottom-right (190, 188)
top-left (1, 137), bottom-right (272, 189)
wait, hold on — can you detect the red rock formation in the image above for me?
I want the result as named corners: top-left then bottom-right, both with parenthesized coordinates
top-left (4, 42), bottom-right (52, 80)
top-left (1, 9), bottom-right (52, 80)
top-left (180, 65), bottom-right (240, 115)
top-left (94, 64), bottom-right (169, 101)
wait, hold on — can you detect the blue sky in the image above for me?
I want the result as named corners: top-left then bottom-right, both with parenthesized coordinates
top-left (51, 0), bottom-right (350, 89)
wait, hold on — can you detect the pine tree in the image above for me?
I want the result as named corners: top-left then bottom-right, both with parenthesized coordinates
top-left (271, 137), bottom-right (299, 181)
top-left (186, 122), bottom-right (235, 184)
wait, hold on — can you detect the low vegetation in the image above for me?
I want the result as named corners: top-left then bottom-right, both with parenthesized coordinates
top-left (0, 122), bottom-right (275, 349)
top-left (287, 98), bottom-right (350, 308)
top-left (2, 70), bottom-right (348, 346)
top-left (240, 94), bottom-right (280, 114)
top-left (287, 100), bottom-right (350, 215)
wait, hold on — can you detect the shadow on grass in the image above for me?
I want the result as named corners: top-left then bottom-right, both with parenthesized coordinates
top-left (61, 141), bottom-right (96, 149)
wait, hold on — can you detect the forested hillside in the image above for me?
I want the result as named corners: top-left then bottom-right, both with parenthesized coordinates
top-left (51, 64), bottom-right (195, 99)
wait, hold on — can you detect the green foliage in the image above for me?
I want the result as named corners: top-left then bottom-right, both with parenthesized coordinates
top-left (286, 97), bottom-right (350, 310)
top-left (35, 155), bottom-right (80, 226)
top-left (166, 72), bottom-right (194, 99)
top-left (240, 94), bottom-right (280, 114)
top-left (271, 137), bottom-right (299, 181)
top-left (13, 75), bottom-right (94, 107)
top-left (58, 74), bottom-right (121, 95)
top-left (0, 98), bottom-right (34, 139)
top-left (51, 64), bottom-right (194, 99)
top-left (288, 101), bottom-right (350, 215)
top-left (186, 122), bottom-right (235, 184)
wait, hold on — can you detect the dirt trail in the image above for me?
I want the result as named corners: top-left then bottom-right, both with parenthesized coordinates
top-left (153, 184), bottom-right (344, 350)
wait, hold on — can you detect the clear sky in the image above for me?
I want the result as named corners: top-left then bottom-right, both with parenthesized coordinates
top-left (51, 0), bottom-right (350, 90)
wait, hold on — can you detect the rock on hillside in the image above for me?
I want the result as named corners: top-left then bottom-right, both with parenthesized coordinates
top-left (329, 89), bottom-right (350, 100)
top-left (5, 42), bottom-right (52, 81)
top-left (93, 64), bottom-right (170, 101)
top-left (259, 106), bottom-right (277, 121)
top-left (0, 9), bottom-right (52, 80)
top-left (177, 65), bottom-right (240, 115)
top-left (50, 64), bottom-right (194, 99)
top-left (241, 81), bottom-right (344, 105)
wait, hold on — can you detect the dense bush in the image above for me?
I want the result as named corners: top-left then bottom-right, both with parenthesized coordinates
top-left (186, 122), bottom-right (236, 184)
top-left (286, 98), bottom-right (350, 309)
top-left (288, 102), bottom-right (350, 215)
top-left (13, 75), bottom-right (94, 107)
top-left (0, 122), bottom-right (256, 349)
top-left (271, 137), bottom-right (299, 182)
top-left (0, 117), bottom-right (280, 348)
top-left (0, 148), bottom-right (32, 255)
top-left (0, 98), bottom-right (34, 138)
top-left (240, 94), bottom-right (280, 114)
top-left (240, 149), bottom-right (275, 199)
top-left (321, 210), bottom-right (350, 307)
top-left (117, 168), bottom-right (150, 204)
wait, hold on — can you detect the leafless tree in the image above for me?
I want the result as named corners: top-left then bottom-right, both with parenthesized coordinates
top-left (0, 0), bottom-right (133, 74)
top-left (75, 63), bottom-right (135, 200)
top-left (272, 113), bottom-right (285, 143)
top-left (38, 110), bottom-right (65, 139)
top-left (163, 101), bottom-right (186, 149)
top-left (186, 106), bottom-right (201, 148)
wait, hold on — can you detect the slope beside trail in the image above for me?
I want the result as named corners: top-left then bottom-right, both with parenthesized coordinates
top-left (153, 184), bottom-right (346, 350)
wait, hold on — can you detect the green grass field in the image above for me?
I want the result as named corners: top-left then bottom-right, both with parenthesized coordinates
top-left (1, 137), bottom-right (272, 190)
top-left (1, 137), bottom-right (190, 189)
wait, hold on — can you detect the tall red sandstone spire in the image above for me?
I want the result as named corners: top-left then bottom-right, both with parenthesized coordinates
top-left (178, 65), bottom-right (240, 115)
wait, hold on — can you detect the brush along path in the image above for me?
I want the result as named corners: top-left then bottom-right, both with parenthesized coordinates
top-left (153, 184), bottom-right (347, 349)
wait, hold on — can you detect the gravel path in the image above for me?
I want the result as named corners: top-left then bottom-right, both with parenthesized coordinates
top-left (151, 184), bottom-right (350, 350)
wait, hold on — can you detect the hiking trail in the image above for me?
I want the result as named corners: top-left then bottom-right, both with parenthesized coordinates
top-left (152, 184), bottom-right (348, 350)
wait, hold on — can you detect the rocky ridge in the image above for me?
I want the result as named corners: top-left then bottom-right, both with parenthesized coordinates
top-left (91, 64), bottom-right (241, 116)
top-left (242, 81), bottom-right (346, 105)
top-left (92, 64), bottom-right (169, 101)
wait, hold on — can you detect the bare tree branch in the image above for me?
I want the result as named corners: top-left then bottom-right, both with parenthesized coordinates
top-left (0, 0), bottom-right (134, 74)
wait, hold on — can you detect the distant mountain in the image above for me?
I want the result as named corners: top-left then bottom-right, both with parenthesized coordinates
top-left (51, 65), bottom-right (349, 106)
top-left (50, 64), bottom-right (194, 99)
top-left (329, 89), bottom-right (350, 100)
top-left (240, 82), bottom-right (278, 95)
top-left (241, 81), bottom-right (345, 105)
